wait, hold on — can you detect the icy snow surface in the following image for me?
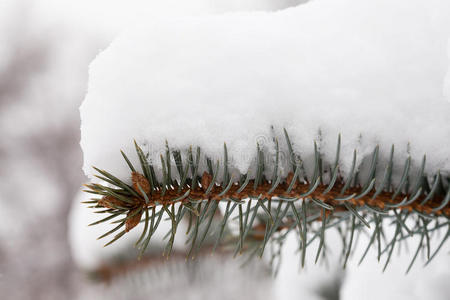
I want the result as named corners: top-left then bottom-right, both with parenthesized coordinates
top-left (81, 0), bottom-right (450, 184)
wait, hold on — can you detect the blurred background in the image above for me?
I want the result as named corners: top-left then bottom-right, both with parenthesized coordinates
top-left (0, 1), bottom-right (448, 300)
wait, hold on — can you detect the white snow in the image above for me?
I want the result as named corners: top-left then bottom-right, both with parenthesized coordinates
top-left (31, 0), bottom-right (307, 38)
top-left (80, 0), bottom-right (450, 185)
top-left (445, 39), bottom-right (450, 102)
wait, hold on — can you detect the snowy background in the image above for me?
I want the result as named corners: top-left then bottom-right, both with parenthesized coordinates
top-left (0, 0), bottom-right (449, 300)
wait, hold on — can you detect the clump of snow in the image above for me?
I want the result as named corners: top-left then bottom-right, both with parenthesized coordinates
top-left (81, 0), bottom-right (450, 185)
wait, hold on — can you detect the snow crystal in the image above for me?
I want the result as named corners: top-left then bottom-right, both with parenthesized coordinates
top-left (80, 0), bottom-right (450, 185)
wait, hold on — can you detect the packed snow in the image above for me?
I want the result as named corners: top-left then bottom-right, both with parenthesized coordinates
top-left (81, 0), bottom-right (450, 186)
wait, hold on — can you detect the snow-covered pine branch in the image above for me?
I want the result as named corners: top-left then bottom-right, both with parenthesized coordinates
top-left (79, 0), bottom-right (450, 271)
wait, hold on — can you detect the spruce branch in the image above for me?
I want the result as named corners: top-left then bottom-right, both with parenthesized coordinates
top-left (83, 129), bottom-right (450, 272)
